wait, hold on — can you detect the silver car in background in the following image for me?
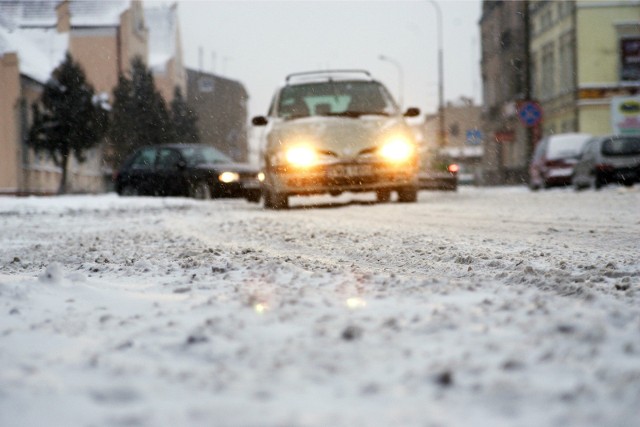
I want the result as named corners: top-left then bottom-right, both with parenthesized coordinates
top-left (573, 135), bottom-right (640, 190)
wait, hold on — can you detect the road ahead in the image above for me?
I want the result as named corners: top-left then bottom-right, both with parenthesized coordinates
top-left (1, 186), bottom-right (639, 427)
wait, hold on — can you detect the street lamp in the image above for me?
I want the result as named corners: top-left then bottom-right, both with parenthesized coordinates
top-left (426, 0), bottom-right (446, 147)
top-left (379, 54), bottom-right (404, 109)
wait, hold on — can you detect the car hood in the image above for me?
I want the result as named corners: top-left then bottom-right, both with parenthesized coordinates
top-left (265, 115), bottom-right (415, 159)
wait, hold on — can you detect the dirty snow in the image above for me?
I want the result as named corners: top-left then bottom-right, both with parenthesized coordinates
top-left (0, 186), bottom-right (639, 427)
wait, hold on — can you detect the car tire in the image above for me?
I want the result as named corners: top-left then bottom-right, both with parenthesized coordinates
top-left (397, 187), bottom-right (418, 203)
top-left (246, 190), bottom-right (261, 203)
top-left (191, 182), bottom-right (212, 200)
top-left (264, 190), bottom-right (288, 210)
top-left (590, 173), bottom-right (603, 190)
top-left (376, 189), bottom-right (391, 203)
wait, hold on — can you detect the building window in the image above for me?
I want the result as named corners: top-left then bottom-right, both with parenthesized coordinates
top-left (198, 78), bottom-right (215, 93)
top-left (531, 53), bottom-right (538, 99)
top-left (559, 32), bottom-right (574, 92)
top-left (450, 123), bottom-right (460, 137)
top-left (541, 42), bottom-right (555, 100)
top-left (621, 37), bottom-right (640, 81)
top-left (500, 31), bottom-right (511, 51)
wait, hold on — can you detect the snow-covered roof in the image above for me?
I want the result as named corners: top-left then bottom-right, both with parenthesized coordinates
top-left (0, 1), bottom-right (131, 29)
top-left (145, 3), bottom-right (177, 72)
top-left (69, 0), bottom-right (130, 27)
top-left (0, 25), bottom-right (68, 83)
top-left (0, 1), bottom-right (57, 29)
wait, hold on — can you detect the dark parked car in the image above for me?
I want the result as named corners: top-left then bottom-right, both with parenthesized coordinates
top-left (529, 133), bottom-right (592, 190)
top-left (573, 135), bottom-right (640, 190)
top-left (114, 144), bottom-right (263, 202)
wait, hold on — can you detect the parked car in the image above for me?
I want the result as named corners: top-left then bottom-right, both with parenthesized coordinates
top-left (528, 133), bottom-right (592, 190)
top-left (419, 148), bottom-right (458, 191)
top-left (252, 70), bottom-right (421, 209)
top-left (573, 135), bottom-right (640, 190)
top-left (114, 144), bottom-right (263, 202)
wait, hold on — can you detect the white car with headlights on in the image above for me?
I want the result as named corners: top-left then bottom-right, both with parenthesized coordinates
top-left (252, 70), bottom-right (421, 209)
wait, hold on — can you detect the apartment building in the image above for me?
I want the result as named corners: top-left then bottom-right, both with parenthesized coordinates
top-left (530, 0), bottom-right (640, 136)
top-left (186, 68), bottom-right (249, 162)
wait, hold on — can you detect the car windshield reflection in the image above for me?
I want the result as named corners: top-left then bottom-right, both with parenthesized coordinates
top-left (278, 80), bottom-right (397, 120)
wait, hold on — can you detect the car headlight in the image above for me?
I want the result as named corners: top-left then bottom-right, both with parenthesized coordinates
top-left (379, 136), bottom-right (415, 163)
top-left (218, 172), bottom-right (240, 183)
top-left (257, 172), bottom-right (265, 182)
top-left (285, 145), bottom-right (317, 167)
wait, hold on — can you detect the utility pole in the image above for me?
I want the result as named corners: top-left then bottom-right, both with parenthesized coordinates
top-left (427, 0), bottom-right (446, 148)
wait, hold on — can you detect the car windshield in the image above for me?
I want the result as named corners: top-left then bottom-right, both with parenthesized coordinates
top-left (547, 135), bottom-right (590, 160)
top-left (276, 81), bottom-right (397, 120)
top-left (181, 146), bottom-right (233, 166)
top-left (602, 137), bottom-right (640, 156)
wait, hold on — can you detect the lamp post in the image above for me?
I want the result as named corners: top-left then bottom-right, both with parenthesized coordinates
top-left (427, 0), bottom-right (446, 147)
top-left (379, 54), bottom-right (404, 109)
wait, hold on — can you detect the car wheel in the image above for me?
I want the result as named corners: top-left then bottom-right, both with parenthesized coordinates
top-left (397, 187), bottom-right (418, 203)
top-left (119, 185), bottom-right (138, 196)
top-left (246, 190), bottom-right (261, 203)
top-left (376, 189), bottom-right (391, 203)
top-left (191, 182), bottom-right (211, 200)
top-left (590, 174), bottom-right (603, 190)
top-left (263, 190), bottom-right (288, 210)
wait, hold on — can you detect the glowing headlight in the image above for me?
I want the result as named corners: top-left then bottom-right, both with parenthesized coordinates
top-left (285, 145), bottom-right (317, 167)
top-left (218, 172), bottom-right (239, 183)
top-left (257, 172), bottom-right (265, 182)
top-left (379, 137), bottom-right (415, 163)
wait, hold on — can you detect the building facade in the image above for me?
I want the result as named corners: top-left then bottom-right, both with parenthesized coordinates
top-left (479, 0), bottom-right (531, 185)
top-left (530, 0), bottom-right (640, 137)
top-left (0, 0), bottom-right (192, 195)
top-left (422, 97), bottom-right (484, 183)
top-left (186, 68), bottom-right (249, 162)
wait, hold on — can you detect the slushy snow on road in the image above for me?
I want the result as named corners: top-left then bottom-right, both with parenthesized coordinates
top-left (1, 186), bottom-right (639, 427)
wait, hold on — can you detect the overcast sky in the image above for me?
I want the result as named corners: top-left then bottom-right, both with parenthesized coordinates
top-left (176, 0), bottom-right (483, 120)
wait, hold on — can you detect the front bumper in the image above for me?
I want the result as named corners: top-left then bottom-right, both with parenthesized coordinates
top-left (213, 179), bottom-right (262, 198)
top-left (266, 162), bottom-right (418, 195)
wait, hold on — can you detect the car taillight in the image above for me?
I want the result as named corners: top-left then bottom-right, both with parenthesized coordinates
top-left (545, 159), bottom-right (568, 167)
top-left (448, 164), bottom-right (459, 173)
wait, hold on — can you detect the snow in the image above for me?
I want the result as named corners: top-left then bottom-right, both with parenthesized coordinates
top-left (0, 26), bottom-right (68, 84)
top-left (145, 3), bottom-right (177, 72)
top-left (69, 1), bottom-right (131, 27)
top-left (1, 186), bottom-right (639, 427)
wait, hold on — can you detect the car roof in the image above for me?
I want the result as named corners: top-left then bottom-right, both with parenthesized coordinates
top-left (283, 69), bottom-right (375, 86)
top-left (145, 143), bottom-right (215, 150)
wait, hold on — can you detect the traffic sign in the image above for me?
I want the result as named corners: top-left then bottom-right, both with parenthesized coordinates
top-left (517, 101), bottom-right (543, 127)
top-left (466, 129), bottom-right (483, 145)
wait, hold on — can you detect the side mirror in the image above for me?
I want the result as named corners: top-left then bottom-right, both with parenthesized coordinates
top-left (252, 116), bottom-right (268, 126)
top-left (176, 160), bottom-right (187, 170)
top-left (403, 107), bottom-right (420, 118)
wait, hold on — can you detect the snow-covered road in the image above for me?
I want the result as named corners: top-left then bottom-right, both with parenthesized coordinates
top-left (1, 186), bottom-right (639, 427)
